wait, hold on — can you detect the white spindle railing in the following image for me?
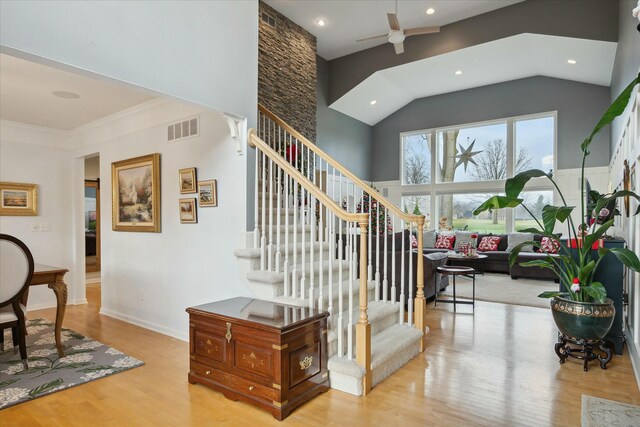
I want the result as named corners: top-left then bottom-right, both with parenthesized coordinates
top-left (253, 104), bottom-right (427, 395)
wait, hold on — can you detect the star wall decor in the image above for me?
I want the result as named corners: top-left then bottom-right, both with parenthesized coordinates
top-left (455, 139), bottom-right (483, 172)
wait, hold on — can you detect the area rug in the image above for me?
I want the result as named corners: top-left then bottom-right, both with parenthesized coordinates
top-left (439, 272), bottom-right (553, 309)
top-left (581, 395), bottom-right (640, 426)
top-left (0, 319), bottom-right (143, 409)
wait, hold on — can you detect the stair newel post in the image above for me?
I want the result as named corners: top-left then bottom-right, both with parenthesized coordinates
top-left (356, 217), bottom-right (372, 395)
top-left (382, 207), bottom-right (389, 303)
top-left (399, 219), bottom-right (406, 325)
top-left (408, 222), bottom-right (414, 327)
top-left (337, 216), bottom-right (344, 357)
top-left (260, 150), bottom-right (267, 271)
top-left (414, 216), bottom-right (427, 352)
top-left (391, 215), bottom-right (397, 304)
top-left (283, 167), bottom-right (290, 298)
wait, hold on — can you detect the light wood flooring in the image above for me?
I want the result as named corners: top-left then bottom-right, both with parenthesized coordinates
top-left (2, 285), bottom-right (639, 426)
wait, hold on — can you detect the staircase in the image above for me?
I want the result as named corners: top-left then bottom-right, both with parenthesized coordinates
top-left (234, 105), bottom-right (428, 396)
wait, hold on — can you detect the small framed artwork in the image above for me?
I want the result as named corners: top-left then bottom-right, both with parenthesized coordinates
top-left (179, 198), bottom-right (197, 223)
top-left (198, 179), bottom-right (217, 207)
top-left (0, 182), bottom-right (38, 216)
top-left (112, 153), bottom-right (161, 232)
top-left (179, 167), bottom-right (197, 194)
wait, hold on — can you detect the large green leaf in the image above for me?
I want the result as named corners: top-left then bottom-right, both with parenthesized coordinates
top-left (583, 218), bottom-right (614, 249)
top-left (583, 282), bottom-right (607, 303)
top-left (581, 74), bottom-right (640, 153)
top-left (507, 240), bottom-right (538, 267)
top-left (517, 227), bottom-right (546, 234)
top-left (542, 205), bottom-right (574, 234)
top-left (594, 190), bottom-right (640, 216)
top-left (578, 260), bottom-right (596, 283)
top-left (519, 259), bottom-right (556, 269)
top-left (505, 169), bottom-right (550, 198)
top-left (473, 195), bottom-right (523, 216)
top-left (599, 247), bottom-right (640, 272)
top-left (538, 291), bottom-right (563, 299)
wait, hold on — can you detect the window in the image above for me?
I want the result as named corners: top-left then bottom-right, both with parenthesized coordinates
top-left (402, 133), bottom-right (431, 185)
top-left (437, 193), bottom-right (506, 233)
top-left (400, 112), bottom-right (556, 232)
top-left (515, 117), bottom-right (554, 174)
top-left (437, 123), bottom-right (507, 183)
top-left (515, 190), bottom-right (554, 231)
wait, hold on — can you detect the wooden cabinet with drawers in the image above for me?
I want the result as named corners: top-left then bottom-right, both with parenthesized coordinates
top-left (187, 297), bottom-right (329, 420)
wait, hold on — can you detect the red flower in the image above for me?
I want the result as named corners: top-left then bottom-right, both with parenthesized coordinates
top-left (572, 277), bottom-right (580, 284)
top-left (470, 233), bottom-right (478, 239)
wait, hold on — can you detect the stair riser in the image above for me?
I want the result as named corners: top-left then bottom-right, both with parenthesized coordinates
top-left (257, 229), bottom-right (314, 244)
top-left (246, 247), bottom-right (331, 271)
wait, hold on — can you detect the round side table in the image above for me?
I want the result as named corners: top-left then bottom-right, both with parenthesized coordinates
top-left (435, 265), bottom-right (475, 311)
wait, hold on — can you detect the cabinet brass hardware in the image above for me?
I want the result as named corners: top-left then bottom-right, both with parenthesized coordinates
top-left (205, 370), bottom-right (211, 375)
top-left (299, 356), bottom-right (313, 370)
top-left (249, 386), bottom-right (255, 391)
top-left (225, 322), bottom-right (232, 343)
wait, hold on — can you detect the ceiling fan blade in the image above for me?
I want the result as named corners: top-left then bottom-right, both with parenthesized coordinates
top-left (393, 42), bottom-right (404, 55)
top-left (387, 13), bottom-right (400, 31)
top-left (356, 33), bottom-right (389, 42)
top-left (404, 26), bottom-right (441, 37)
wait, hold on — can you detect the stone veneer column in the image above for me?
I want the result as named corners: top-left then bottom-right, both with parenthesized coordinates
top-left (258, 1), bottom-right (317, 142)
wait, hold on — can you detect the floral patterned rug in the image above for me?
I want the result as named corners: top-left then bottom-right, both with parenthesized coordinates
top-left (0, 319), bottom-right (143, 409)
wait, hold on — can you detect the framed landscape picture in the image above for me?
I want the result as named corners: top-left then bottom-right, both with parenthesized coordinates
top-left (0, 182), bottom-right (37, 216)
top-left (179, 167), bottom-right (197, 194)
top-left (198, 179), bottom-right (217, 207)
top-left (112, 153), bottom-right (161, 232)
top-left (179, 198), bottom-right (197, 224)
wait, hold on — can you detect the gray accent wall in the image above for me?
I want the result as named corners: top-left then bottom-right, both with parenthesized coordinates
top-left (610, 0), bottom-right (640, 151)
top-left (317, 56), bottom-right (373, 180)
top-left (371, 76), bottom-right (611, 182)
top-left (328, 0), bottom-right (618, 103)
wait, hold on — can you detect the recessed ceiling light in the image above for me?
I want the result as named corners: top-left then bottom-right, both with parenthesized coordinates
top-left (454, 70), bottom-right (463, 76)
top-left (52, 90), bottom-right (80, 99)
top-left (315, 18), bottom-right (326, 27)
top-left (426, 8), bottom-right (435, 15)
top-left (567, 59), bottom-right (577, 64)
top-left (370, 100), bottom-right (377, 105)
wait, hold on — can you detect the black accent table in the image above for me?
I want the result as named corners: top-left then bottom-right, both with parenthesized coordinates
top-left (435, 265), bottom-right (475, 311)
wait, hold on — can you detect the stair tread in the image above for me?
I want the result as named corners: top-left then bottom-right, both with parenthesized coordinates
top-left (234, 241), bottom-right (330, 259)
top-left (370, 324), bottom-right (423, 370)
top-left (246, 260), bottom-right (350, 284)
top-left (326, 300), bottom-right (399, 343)
top-left (272, 279), bottom-right (375, 307)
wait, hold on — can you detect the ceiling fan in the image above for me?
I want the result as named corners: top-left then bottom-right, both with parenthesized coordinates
top-left (356, 0), bottom-right (440, 55)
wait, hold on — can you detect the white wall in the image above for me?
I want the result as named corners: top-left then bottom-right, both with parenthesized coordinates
top-left (0, 125), bottom-right (73, 309)
top-left (72, 101), bottom-right (251, 339)
top-left (0, 0), bottom-right (258, 118)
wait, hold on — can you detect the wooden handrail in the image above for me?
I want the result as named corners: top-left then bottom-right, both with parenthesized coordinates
top-left (258, 104), bottom-right (425, 225)
top-left (248, 129), bottom-right (369, 224)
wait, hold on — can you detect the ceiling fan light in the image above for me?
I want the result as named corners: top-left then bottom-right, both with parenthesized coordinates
top-left (388, 30), bottom-right (405, 44)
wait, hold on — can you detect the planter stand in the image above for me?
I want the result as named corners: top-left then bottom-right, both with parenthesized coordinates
top-left (555, 335), bottom-right (613, 371)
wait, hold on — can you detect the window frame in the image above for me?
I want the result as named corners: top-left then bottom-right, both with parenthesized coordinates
top-left (399, 111), bottom-right (558, 232)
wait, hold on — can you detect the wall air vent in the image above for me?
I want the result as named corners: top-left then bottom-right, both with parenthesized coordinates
top-left (168, 116), bottom-right (199, 142)
top-left (261, 12), bottom-right (276, 28)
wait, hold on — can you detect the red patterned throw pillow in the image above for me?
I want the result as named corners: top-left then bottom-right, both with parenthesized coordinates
top-left (410, 234), bottom-right (418, 249)
top-left (540, 236), bottom-right (559, 254)
top-left (435, 234), bottom-right (455, 250)
top-left (478, 236), bottom-right (501, 252)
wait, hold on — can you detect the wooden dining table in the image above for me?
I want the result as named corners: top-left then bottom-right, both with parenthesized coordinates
top-left (21, 263), bottom-right (69, 357)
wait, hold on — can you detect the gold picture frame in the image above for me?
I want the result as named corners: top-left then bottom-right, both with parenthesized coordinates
top-left (112, 153), bottom-right (161, 232)
top-left (198, 179), bottom-right (217, 207)
top-left (179, 198), bottom-right (197, 223)
top-left (0, 182), bottom-right (37, 216)
top-left (179, 167), bottom-right (197, 194)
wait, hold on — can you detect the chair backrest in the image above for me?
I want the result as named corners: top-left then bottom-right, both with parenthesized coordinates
top-left (0, 234), bottom-right (34, 307)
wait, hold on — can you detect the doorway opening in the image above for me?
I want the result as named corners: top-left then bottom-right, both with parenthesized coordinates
top-left (85, 156), bottom-right (101, 308)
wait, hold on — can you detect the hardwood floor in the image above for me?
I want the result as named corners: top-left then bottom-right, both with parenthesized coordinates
top-left (2, 287), bottom-right (639, 426)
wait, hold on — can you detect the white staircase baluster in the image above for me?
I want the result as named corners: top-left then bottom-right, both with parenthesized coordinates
top-left (268, 155), bottom-right (274, 271)
top-left (275, 132), bottom-right (282, 273)
top-left (291, 139), bottom-right (299, 297)
top-left (375, 199), bottom-right (380, 302)
top-left (254, 116), bottom-right (260, 249)
top-left (367, 191), bottom-right (372, 287)
top-left (283, 167), bottom-right (290, 297)
top-left (400, 220), bottom-right (405, 325)
top-left (408, 223), bottom-right (414, 327)
top-left (300, 146), bottom-right (306, 301)
top-left (347, 220), bottom-right (354, 360)
top-left (260, 150), bottom-right (267, 271)
top-left (318, 196), bottom-right (324, 311)
top-left (391, 215), bottom-right (396, 304)
top-left (383, 207), bottom-right (389, 302)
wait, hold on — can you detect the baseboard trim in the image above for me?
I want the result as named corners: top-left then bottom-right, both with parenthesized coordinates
top-left (625, 327), bottom-right (640, 391)
top-left (27, 298), bottom-right (87, 312)
top-left (99, 307), bottom-right (188, 342)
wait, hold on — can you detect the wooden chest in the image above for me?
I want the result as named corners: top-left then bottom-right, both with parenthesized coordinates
top-left (187, 297), bottom-right (329, 420)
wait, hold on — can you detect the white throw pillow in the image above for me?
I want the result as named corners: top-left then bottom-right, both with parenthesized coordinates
top-left (423, 230), bottom-right (437, 248)
top-left (506, 232), bottom-right (534, 252)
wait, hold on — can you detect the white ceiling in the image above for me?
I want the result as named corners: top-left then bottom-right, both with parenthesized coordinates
top-left (0, 54), bottom-right (155, 130)
top-left (263, 0), bottom-right (523, 60)
top-left (330, 34), bottom-right (618, 125)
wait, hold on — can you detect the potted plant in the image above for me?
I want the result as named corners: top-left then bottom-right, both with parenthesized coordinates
top-left (473, 73), bottom-right (640, 367)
